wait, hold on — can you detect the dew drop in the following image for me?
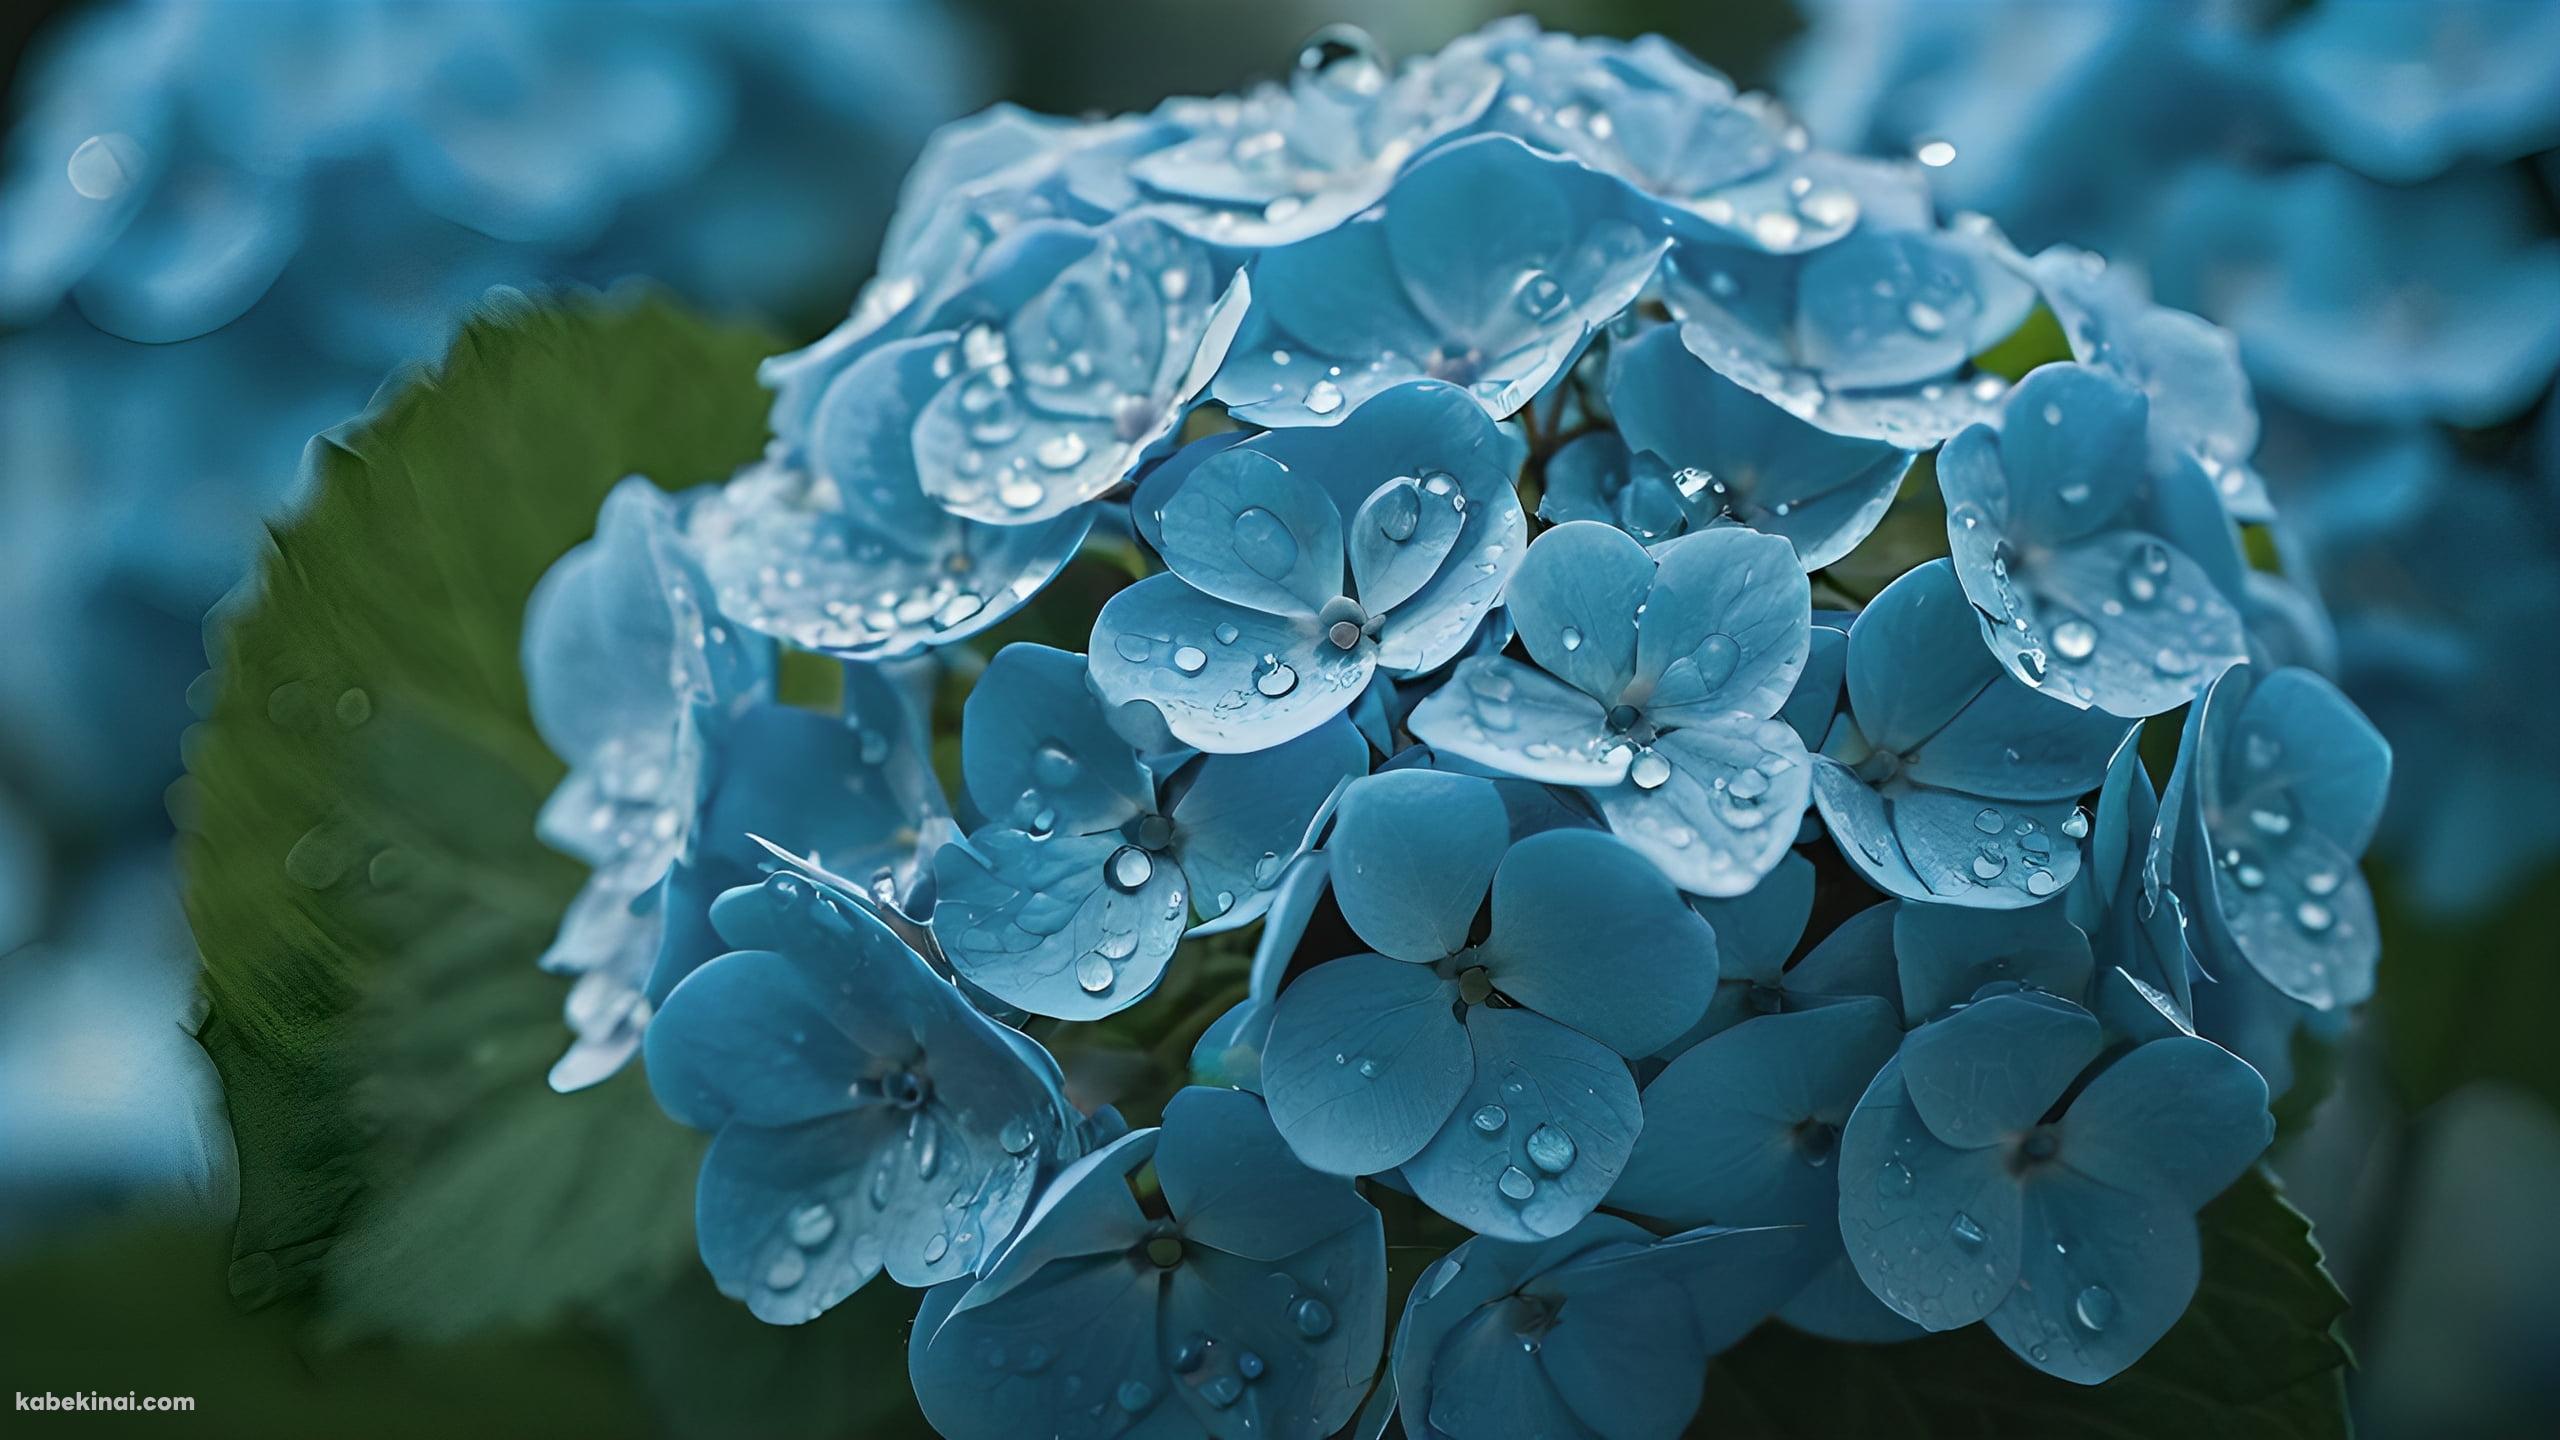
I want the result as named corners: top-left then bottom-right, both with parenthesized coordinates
top-left (1254, 657), bottom-right (1298, 697)
top-left (1630, 751), bottom-right (1673, 790)
top-left (2073, 1284), bottom-right (2117, 1333)
top-left (1524, 1125), bottom-right (1577, 1175)
top-left (1471, 1105), bottom-right (1508, 1134)
top-left (1108, 845), bottom-right (1155, 891)
top-left (2051, 618), bottom-right (2097, 662)
top-left (1949, 1212), bottom-right (1986, 1251)
top-left (66, 133), bottom-right (143, 200)
top-left (1292, 1296), bottom-right (1335, 1338)
top-left (1497, 1166), bottom-right (1537, 1201)
top-left (1559, 626), bottom-right (1583, 652)
top-left (1306, 380), bottom-right (1344, 415)
top-left (1974, 806), bottom-right (2005, 835)
top-left (1231, 507), bottom-right (1301, 580)
top-left (766, 1250), bottom-right (807, 1289)
top-left (1076, 953), bottom-right (1116, 994)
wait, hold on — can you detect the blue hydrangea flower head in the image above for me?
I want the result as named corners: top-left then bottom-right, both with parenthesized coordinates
top-left (908, 1086), bottom-right (1386, 1440)
top-left (644, 869), bottom-right (1083, 1324)
top-left (932, 644), bottom-right (1365, 1019)
top-left (1811, 558), bottom-right (2135, 908)
top-left (1594, 321), bottom-right (1918, 567)
top-left (2150, 161), bottom-right (2560, 429)
top-left (688, 333), bottom-right (1094, 658)
top-left (1390, 1215), bottom-right (1817, 1439)
top-left (1938, 362), bottom-right (2249, 715)
top-left (2158, 663), bottom-right (2391, 1013)
top-left (1091, 382), bottom-right (1527, 752)
top-left (2272, 0), bottom-right (2560, 184)
top-left (1212, 134), bottom-right (1670, 426)
top-left (1837, 991), bottom-right (2272, 1383)
top-left (1261, 769), bottom-right (1717, 1239)
top-left (1411, 520), bottom-right (1816, 896)
top-left (522, 478), bottom-right (772, 1089)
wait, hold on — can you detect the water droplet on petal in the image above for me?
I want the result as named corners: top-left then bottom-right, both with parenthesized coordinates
top-left (1630, 751), bottom-right (1673, 790)
top-left (1471, 1104), bottom-right (1508, 1134)
top-left (1524, 1125), bottom-right (1576, 1174)
top-left (2073, 1284), bottom-right (2117, 1333)
top-left (1292, 1296), bottom-right (1335, 1338)
top-left (1497, 1166), bottom-right (1536, 1201)
top-left (1231, 507), bottom-right (1301, 580)
top-left (1306, 380), bottom-right (1344, 415)
top-left (2052, 619), bottom-right (2097, 662)
top-left (1949, 1212), bottom-right (1985, 1251)
top-left (788, 1203), bottom-right (836, 1247)
top-left (1076, 953), bottom-right (1116, 993)
top-left (766, 1250), bottom-right (807, 1289)
top-left (67, 133), bottom-right (143, 200)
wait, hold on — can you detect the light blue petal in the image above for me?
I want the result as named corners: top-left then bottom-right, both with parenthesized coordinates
top-left (1636, 526), bottom-right (1811, 725)
top-left (961, 644), bottom-right (1152, 835)
top-left (1986, 530), bottom-right (2247, 719)
top-left (1264, 954), bottom-right (1470, 1176)
top-left (1987, 1170), bottom-right (2199, 1385)
top-left (1404, 1007), bottom-right (1642, 1242)
top-left (1689, 850), bottom-right (1815, 985)
top-left (693, 1114), bottom-right (886, 1324)
top-left (1896, 900), bottom-right (2095, 1020)
top-left (1844, 560), bottom-right (2000, 756)
top-left (2061, 1037), bottom-right (2271, 1210)
top-left (2215, 667), bottom-right (2391, 858)
top-left (1348, 472), bottom-right (1466, 615)
top-left (1405, 655), bottom-right (1626, 786)
top-left (932, 827), bottom-right (1187, 1021)
top-left (1507, 521), bottom-right (1657, 702)
top-left (1780, 623), bottom-right (1848, 752)
top-left (1901, 656), bottom-right (2135, 803)
top-left (1597, 717), bottom-right (1812, 898)
top-left (1156, 1086), bottom-right (1377, 1264)
top-left (1613, 998), bottom-right (1901, 1225)
top-left (1783, 901), bottom-right (1904, 1010)
top-left (1157, 446), bottom-right (1346, 618)
top-left (1777, 1253), bottom-right (1926, 1343)
top-left (1090, 575), bottom-right (1374, 753)
top-left (1985, 365), bottom-right (2154, 547)
top-left (1475, 827), bottom-right (1720, 1057)
top-left (1836, 1057), bottom-right (2023, 1332)
top-left (1608, 324), bottom-right (1914, 570)
top-left (1815, 764), bottom-right (2087, 911)
top-left (1901, 991), bottom-right (2103, 1149)
top-left (644, 947), bottom-right (866, 1132)
top-left (1163, 1238), bottom-right (1386, 1439)
top-left (910, 1257), bottom-right (1182, 1440)
top-left (1327, 769), bottom-right (1508, 963)
top-left (1170, 717), bottom-right (1367, 927)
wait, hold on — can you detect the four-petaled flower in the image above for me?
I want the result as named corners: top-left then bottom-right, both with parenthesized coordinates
top-left (1412, 520), bottom-right (1816, 896)
top-left (646, 871), bottom-right (1084, 1324)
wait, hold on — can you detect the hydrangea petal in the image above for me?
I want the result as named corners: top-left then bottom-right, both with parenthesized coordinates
top-left (1156, 1086), bottom-right (1377, 1264)
top-left (1900, 991), bottom-right (2103, 1149)
top-left (1169, 717), bottom-right (1367, 928)
top-left (1474, 827), bottom-right (1720, 1057)
top-left (1987, 1171), bottom-right (2200, 1386)
top-left (1597, 717), bottom-right (1813, 898)
top-left (2062, 1037), bottom-right (2271, 1210)
top-left (1836, 1058), bottom-right (2024, 1332)
top-left (1404, 1007), bottom-right (1642, 1242)
top-left (1327, 769), bottom-right (1509, 963)
top-left (1406, 656), bottom-right (1626, 787)
top-left (1157, 446), bottom-right (1346, 618)
top-left (1263, 954), bottom-right (1470, 1176)
top-left (932, 828), bottom-right (1187, 1020)
top-left (1613, 998), bottom-right (1901, 1226)
top-left (1636, 526), bottom-right (1812, 725)
top-left (1090, 575), bottom-right (1374, 753)
top-left (961, 644), bottom-right (1152, 835)
top-left (1507, 521), bottom-right (1655, 702)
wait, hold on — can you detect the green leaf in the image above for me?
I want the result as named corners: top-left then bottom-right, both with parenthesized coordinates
top-left (1700, 1167), bottom-right (2352, 1438)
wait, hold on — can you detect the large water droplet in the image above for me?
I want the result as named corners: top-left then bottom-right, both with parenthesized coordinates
top-left (1305, 379), bottom-right (1344, 415)
top-left (1630, 751), bottom-right (1673, 790)
top-left (1292, 1296), bottom-right (1336, 1338)
top-left (1974, 806), bottom-right (2005, 835)
top-left (1559, 626), bottom-right (1583, 652)
top-left (1173, 645), bottom-right (1207, 674)
top-left (1076, 953), bottom-right (1116, 993)
top-left (2051, 618), bottom-right (2097, 662)
top-left (1516, 269), bottom-right (1567, 320)
top-left (1692, 632), bottom-right (1740, 691)
top-left (1471, 1104), bottom-right (1508, 1134)
top-left (1373, 479), bottom-right (1421, 542)
top-left (1497, 1166), bottom-right (1537, 1201)
top-left (1254, 657), bottom-right (1299, 697)
top-left (1949, 1212), bottom-right (1985, 1251)
top-left (2073, 1284), bottom-right (2117, 1333)
top-left (1001, 1117), bottom-right (1037, 1156)
top-left (1232, 507), bottom-right (1301, 580)
top-left (67, 133), bottom-right (143, 200)
top-left (1117, 1380), bottom-right (1154, 1413)
top-left (1524, 1125), bottom-right (1577, 1174)
top-left (767, 1250), bottom-right (807, 1289)
top-left (788, 1203), bottom-right (836, 1247)
top-left (1108, 845), bottom-right (1155, 892)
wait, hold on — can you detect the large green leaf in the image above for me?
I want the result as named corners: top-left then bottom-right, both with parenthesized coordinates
top-left (178, 289), bottom-right (932, 1435)
top-left (2374, 861), bottom-right (2560, 1117)
top-left (1700, 1167), bottom-right (2353, 1438)
top-left (186, 289), bottom-right (769, 1334)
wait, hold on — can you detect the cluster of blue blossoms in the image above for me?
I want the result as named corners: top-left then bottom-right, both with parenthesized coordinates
top-left (524, 22), bottom-right (2388, 1434)
top-left (1789, 0), bottom-right (2560, 931)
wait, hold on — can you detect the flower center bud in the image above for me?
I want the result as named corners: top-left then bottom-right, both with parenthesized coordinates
top-left (1457, 966), bottom-right (1495, 1006)
top-left (1145, 1236), bottom-right (1184, 1269)
top-left (1318, 594), bottom-right (1371, 651)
